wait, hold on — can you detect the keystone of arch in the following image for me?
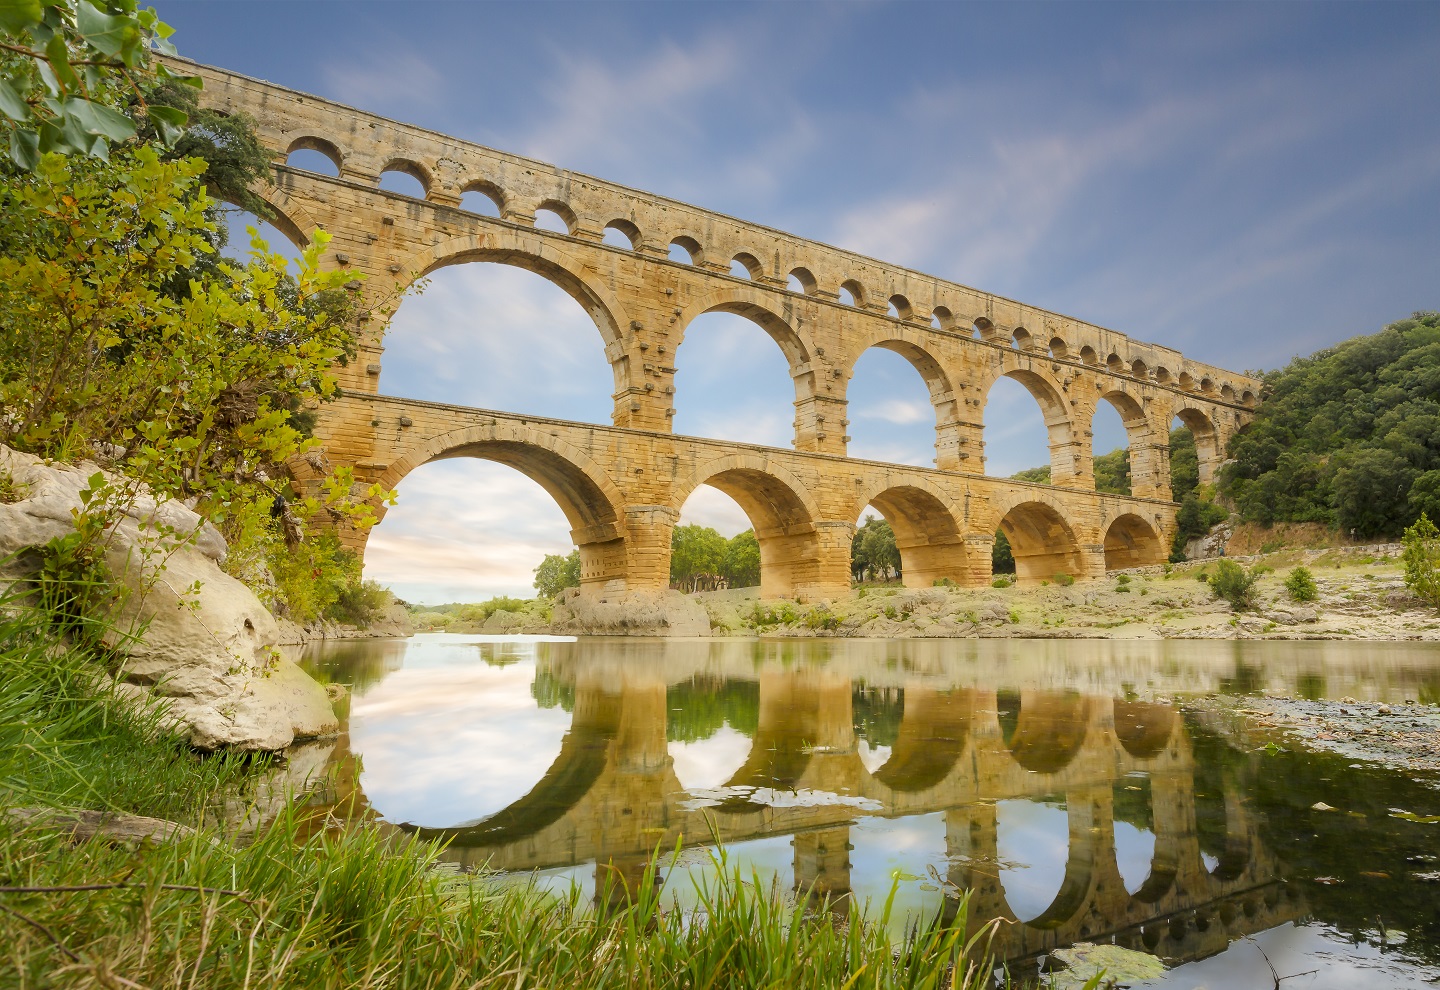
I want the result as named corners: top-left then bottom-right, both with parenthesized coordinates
top-left (376, 421), bottom-right (627, 543)
top-left (401, 229), bottom-right (631, 351)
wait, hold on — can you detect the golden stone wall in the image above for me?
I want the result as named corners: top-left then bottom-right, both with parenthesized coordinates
top-left (175, 56), bottom-right (1261, 596)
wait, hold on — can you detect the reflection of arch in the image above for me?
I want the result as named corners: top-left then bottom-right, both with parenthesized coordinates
top-left (990, 496), bottom-right (1085, 586)
top-left (1113, 702), bottom-right (1177, 759)
top-left (405, 230), bottom-right (629, 357)
top-left (854, 481), bottom-right (968, 588)
top-left (674, 455), bottom-right (822, 598)
top-left (997, 691), bottom-right (1090, 774)
top-left (376, 422), bottom-right (627, 589)
top-left (1103, 513), bottom-right (1165, 570)
top-left (871, 689), bottom-right (971, 791)
top-left (410, 688), bottom-right (620, 846)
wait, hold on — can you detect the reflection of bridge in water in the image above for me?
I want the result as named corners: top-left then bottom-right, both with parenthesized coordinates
top-left (320, 640), bottom-right (1306, 970)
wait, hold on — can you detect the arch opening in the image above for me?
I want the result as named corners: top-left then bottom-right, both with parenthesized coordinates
top-left (673, 304), bottom-right (811, 447)
top-left (1048, 337), bottom-right (1069, 360)
top-left (602, 219), bottom-right (640, 250)
top-left (459, 182), bottom-right (503, 216)
top-left (216, 200), bottom-right (305, 266)
top-left (996, 501), bottom-right (1083, 586)
top-left (380, 260), bottom-right (616, 422)
top-left (730, 252), bottom-right (762, 280)
top-left (887, 294), bottom-right (912, 321)
top-left (856, 487), bottom-right (967, 588)
top-left (839, 279), bottom-right (865, 307)
top-left (930, 306), bottom-right (954, 331)
top-left (983, 371), bottom-right (1072, 483)
top-left (677, 464), bottom-right (822, 598)
top-left (1172, 408), bottom-right (1220, 489)
top-left (672, 485), bottom-right (760, 593)
top-left (787, 267), bottom-right (816, 295)
top-left (534, 204), bottom-right (573, 235)
top-left (1104, 513), bottom-right (1164, 570)
top-left (668, 236), bottom-right (700, 265)
top-left (284, 136), bottom-right (341, 176)
top-left (378, 160), bottom-right (428, 199)
top-left (846, 341), bottom-right (952, 468)
top-left (1092, 393), bottom-right (1142, 496)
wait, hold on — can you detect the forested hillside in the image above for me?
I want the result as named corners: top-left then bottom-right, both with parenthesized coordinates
top-left (1220, 312), bottom-right (1440, 539)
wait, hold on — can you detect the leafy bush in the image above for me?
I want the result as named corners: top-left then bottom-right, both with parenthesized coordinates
top-left (1171, 489), bottom-right (1229, 562)
top-left (1208, 559), bottom-right (1258, 610)
top-left (534, 549), bottom-right (581, 598)
top-left (803, 605), bottom-right (842, 630)
top-left (991, 577), bottom-right (1012, 589)
top-left (1053, 574), bottom-right (1075, 587)
top-left (1116, 574), bottom-right (1131, 585)
top-left (1284, 566), bottom-right (1319, 603)
top-left (1401, 513), bottom-right (1440, 609)
top-left (329, 580), bottom-right (394, 628)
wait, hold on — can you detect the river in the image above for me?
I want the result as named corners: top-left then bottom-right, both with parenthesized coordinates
top-left (296, 634), bottom-right (1440, 988)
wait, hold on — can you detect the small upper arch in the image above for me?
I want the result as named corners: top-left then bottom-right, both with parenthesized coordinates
top-left (1106, 352), bottom-right (1126, 374)
top-left (1131, 358), bottom-right (1149, 380)
top-left (534, 199), bottom-right (578, 235)
top-left (839, 278), bottom-right (866, 308)
top-left (379, 157), bottom-right (431, 198)
top-left (887, 294), bottom-right (913, 321)
top-left (1079, 345), bottom-right (1099, 366)
top-left (1048, 336), bottom-right (1069, 360)
top-left (284, 135), bottom-right (343, 176)
top-left (787, 267), bottom-right (817, 295)
top-left (458, 179), bottom-right (504, 216)
top-left (1154, 366), bottom-right (1173, 385)
top-left (1013, 326), bottom-right (1034, 351)
top-left (1240, 389), bottom-right (1257, 407)
top-left (602, 218), bottom-right (642, 251)
top-left (1221, 383), bottom-right (1237, 402)
top-left (730, 251), bottom-right (764, 280)
top-left (668, 234), bottom-right (702, 266)
top-left (930, 305), bottom-right (955, 331)
top-left (1177, 370), bottom-right (1196, 391)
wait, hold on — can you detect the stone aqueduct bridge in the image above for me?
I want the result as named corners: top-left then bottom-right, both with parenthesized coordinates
top-left (185, 58), bottom-right (1263, 596)
top-left (319, 645), bottom-right (1300, 967)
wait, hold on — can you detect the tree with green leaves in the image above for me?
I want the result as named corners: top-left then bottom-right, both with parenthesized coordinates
top-left (533, 549), bottom-right (581, 598)
top-left (1401, 513), bottom-right (1440, 609)
top-left (1, 0), bottom-right (196, 168)
top-left (723, 529), bottom-right (760, 588)
top-left (851, 515), bottom-right (900, 583)
top-left (670, 523), bottom-right (727, 588)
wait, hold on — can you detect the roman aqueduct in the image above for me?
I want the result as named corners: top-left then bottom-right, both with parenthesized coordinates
top-left (184, 58), bottom-right (1262, 598)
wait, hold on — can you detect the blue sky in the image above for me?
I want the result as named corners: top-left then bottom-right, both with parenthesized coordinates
top-left (187, 1), bottom-right (1440, 603)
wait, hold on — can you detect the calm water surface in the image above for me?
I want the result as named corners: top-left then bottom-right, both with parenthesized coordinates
top-left (297, 635), bottom-right (1440, 988)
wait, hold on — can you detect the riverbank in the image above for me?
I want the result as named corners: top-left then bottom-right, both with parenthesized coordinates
top-left (427, 543), bottom-right (1439, 642)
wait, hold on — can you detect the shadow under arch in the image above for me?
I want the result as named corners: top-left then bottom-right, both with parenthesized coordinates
top-left (404, 686), bottom-right (623, 848)
top-left (996, 690), bottom-right (1090, 775)
top-left (374, 422), bottom-right (627, 592)
top-left (854, 481), bottom-right (968, 588)
top-left (869, 688), bottom-right (973, 793)
top-left (673, 455), bottom-right (823, 598)
top-left (991, 497), bottom-right (1086, 587)
top-left (1103, 513), bottom-right (1165, 571)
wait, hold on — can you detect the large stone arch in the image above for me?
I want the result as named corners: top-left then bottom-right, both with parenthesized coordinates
top-left (673, 454), bottom-right (825, 598)
top-left (841, 333), bottom-right (960, 466)
top-left (396, 229), bottom-right (633, 398)
top-left (852, 477), bottom-right (969, 588)
top-left (376, 421), bottom-right (628, 594)
top-left (982, 491), bottom-right (1087, 586)
top-left (1102, 512), bottom-right (1166, 570)
top-left (1170, 400), bottom-right (1224, 484)
top-left (979, 361), bottom-right (1082, 485)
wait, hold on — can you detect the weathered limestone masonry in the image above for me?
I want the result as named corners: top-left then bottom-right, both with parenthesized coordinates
top-left (178, 57), bottom-right (1261, 598)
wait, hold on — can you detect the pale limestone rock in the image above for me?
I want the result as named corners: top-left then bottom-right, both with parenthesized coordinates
top-left (549, 587), bottom-right (709, 637)
top-left (0, 445), bottom-right (337, 751)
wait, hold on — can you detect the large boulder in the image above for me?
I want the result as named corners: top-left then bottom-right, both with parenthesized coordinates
top-left (549, 587), bottom-right (709, 637)
top-left (0, 446), bottom-right (338, 751)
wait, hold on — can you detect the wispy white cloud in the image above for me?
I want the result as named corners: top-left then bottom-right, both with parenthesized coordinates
top-left (320, 47), bottom-right (446, 116)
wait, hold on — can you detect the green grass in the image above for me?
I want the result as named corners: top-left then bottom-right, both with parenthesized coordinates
top-left (0, 601), bottom-right (1038, 989)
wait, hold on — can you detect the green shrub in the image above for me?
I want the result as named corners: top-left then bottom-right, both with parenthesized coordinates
top-left (1401, 513), bottom-right (1440, 609)
top-left (1284, 567), bottom-right (1319, 603)
top-left (328, 579), bottom-right (394, 628)
top-left (991, 577), bottom-right (1012, 589)
top-left (804, 605), bottom-right (842, 630)
top-left (1208, 559), bottom-right (1258, 610)
top-left (1053, 574), bottom-right (1075, 587)
top-left (1116, 574), bottom-right (1131, 585)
